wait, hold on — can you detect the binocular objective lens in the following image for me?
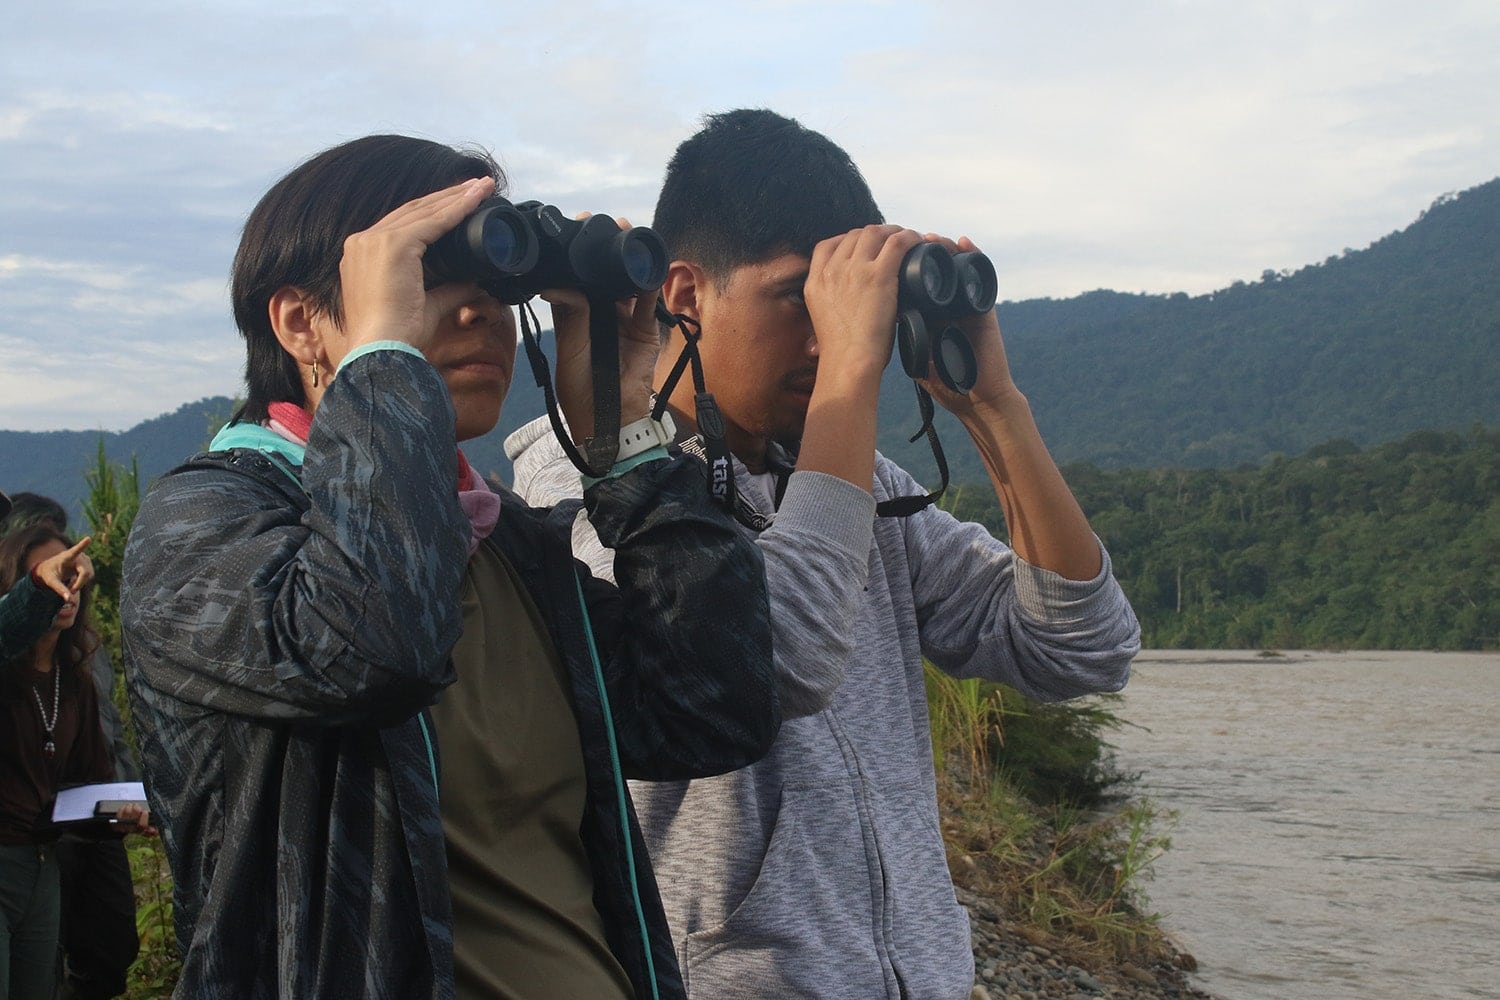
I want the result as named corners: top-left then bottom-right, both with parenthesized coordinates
top-left (900, 243), bottom-right (956, 309)
top-left (621, 237), bottom-right (659, 289)
top-left (482, 216), bottom-right (526, 271)
top-left (953, 252), bottom-right (998, 313)
top-left (935, 328), bottom-right (977, 394)
top-left (922, 256), bottom-right (947, 300)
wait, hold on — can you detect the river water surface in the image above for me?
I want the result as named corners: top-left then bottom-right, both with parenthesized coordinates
top-left (1109, 650), bottom-right (1499, 1000)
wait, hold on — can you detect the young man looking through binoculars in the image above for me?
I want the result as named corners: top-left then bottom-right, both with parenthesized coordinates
top-left (509, 108), bottom-right (1141, 999)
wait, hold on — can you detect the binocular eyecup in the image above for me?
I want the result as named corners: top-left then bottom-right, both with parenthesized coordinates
top-left (422, 196), bottom-right (669, 304)
top-left (894, 243), bottom-right (997, 393)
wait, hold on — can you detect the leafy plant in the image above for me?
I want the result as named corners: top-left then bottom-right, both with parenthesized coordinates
top-left (927, 658), bottom-right (1176, 965)
top-left (991, 687), bottom-right (1138, 809)
top-left (924, 665), bottom-right (1006, 783)
top-left (82, 439), bottom-right (140, 672)
top-left (124, 836), bottom-right (180, 997)
top-left (83, 445), bottom-right (181, 996)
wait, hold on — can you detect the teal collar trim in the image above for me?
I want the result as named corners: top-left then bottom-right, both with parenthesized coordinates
top-left (210, 421), bottom-right (307, 467)
top-left (210, 422), bottom-right (307, 489)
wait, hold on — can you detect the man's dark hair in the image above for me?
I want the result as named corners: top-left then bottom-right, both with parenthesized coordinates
top-left (652, 109), bottom-right (883, 283)
top-left (0, 492), bottom-right (68, 536)
top-left (230, 134), bottom-right (505, 424)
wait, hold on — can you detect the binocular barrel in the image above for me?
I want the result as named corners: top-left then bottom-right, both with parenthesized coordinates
top-left (895, 243), bottom-right (997, 393)
top-left (422, 198), bottom-right (538, 288)
top-left (897, 243), bottom-right (997, 317)
top-left (423, 197), bottom-right (669, 303)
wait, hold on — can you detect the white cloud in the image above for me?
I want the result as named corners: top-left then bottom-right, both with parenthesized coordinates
top-left (1, 0), bottom-right (1497, 428)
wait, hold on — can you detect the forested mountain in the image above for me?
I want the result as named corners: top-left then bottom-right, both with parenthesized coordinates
top-left (881, 176), bottom-right (1500, 484)
top-left (0, 398), bottom-right (238, 524)
top-left (4, 177), bottom-right (1497, 519)
top-left (944, 425), bottom-right (1500, 650)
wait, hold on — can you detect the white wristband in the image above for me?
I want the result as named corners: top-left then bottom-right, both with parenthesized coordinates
top-left (612, 411), bottom-right (677, 463)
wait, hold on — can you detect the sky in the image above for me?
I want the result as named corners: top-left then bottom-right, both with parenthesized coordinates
top-left (2, 0), bottom-right (1498, 432)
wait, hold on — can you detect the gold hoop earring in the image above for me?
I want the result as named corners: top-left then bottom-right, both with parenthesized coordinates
top-left (311, 359), bottom-right (321, 388)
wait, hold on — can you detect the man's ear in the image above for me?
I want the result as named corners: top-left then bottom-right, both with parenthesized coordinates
top-left (661, 261), bottom-right (706, 323)
top-left (267, 286), bottom-right (327, 365)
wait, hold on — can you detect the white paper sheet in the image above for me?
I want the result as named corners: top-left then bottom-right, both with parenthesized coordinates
top-left (51, 781), bottom-right (148, 823)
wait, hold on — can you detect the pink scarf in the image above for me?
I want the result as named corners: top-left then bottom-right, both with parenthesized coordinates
top-left (267, 402), bottom-right (500, 556)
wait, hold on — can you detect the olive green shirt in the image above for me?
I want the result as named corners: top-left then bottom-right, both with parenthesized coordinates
top-left (433, 541), bottom-right (632, 1000)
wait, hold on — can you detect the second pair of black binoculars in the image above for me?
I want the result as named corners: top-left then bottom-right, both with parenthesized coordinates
top-left (895, 243), bottom-right (998, 393)
top-left (423, 197), bottom-right (668, 303)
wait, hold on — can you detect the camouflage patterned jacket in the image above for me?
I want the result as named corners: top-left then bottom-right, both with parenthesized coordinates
top-left (122, 350), bottom-right (776, 999)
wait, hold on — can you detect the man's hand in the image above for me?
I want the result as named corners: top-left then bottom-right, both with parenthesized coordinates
top-left (543, 216), bottom-right (662, 445)
top-left (911, 234), bottom-right (1021, 418)
top-left (804, 224), bottom-right (925, 378)
top-left (32, 536), bottom-right (93, 600)
top-left (791, 225), bottom-right (925, 491)
top-left (907, 234), bottom-right (1103, 581)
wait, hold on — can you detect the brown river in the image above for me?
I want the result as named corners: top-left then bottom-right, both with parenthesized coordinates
top-left (1109, 650), bottom-right (1500, 1000)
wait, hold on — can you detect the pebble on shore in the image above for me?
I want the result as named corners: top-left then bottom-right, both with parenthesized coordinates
top-left (958, 887), bottom-right (1219, 1000)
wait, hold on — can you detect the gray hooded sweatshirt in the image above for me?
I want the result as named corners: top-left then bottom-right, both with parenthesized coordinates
top-left (506, 415), bottom-right (1140, 1000)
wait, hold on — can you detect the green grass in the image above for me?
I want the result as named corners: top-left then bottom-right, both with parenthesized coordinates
top-left (927, 662), bottom-right (1179, 965)
top-left (123, 836), bottom-right (178, 997)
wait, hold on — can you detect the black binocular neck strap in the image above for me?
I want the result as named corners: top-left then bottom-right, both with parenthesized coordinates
top-left (584, 295), bottom-right (623, 473)
top-left (516, 300), bottom-right (616, 480)
top-left (876, 383), bottom-right (950, 518)
top-left (654, 301), bottom-right (737, 511)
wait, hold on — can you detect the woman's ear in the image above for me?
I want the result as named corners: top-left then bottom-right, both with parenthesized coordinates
top-left (267, 286), bottom-right (326, 366)
top-left (661, 261), bottom-right (704, 323)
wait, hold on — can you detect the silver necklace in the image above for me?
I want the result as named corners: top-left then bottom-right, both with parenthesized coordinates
top-left (31, 667), bottom-right (60, 759)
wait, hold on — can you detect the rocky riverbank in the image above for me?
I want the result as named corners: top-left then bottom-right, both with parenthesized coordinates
top-left (960, 887), bottom-right (1217, 1000)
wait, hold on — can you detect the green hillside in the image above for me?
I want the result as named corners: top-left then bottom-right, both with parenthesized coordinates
top-left (0, 399), bottom-right (238, 524)
top-left (879, 177), bottom-right (1500, 485)
top-left (945, 424), bottom-right (1500, 650)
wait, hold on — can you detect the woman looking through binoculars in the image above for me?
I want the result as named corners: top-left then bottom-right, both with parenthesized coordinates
top-left (121, 134), bottom-right (776, 999)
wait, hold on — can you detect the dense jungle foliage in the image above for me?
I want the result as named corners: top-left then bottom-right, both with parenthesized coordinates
top-left (948, 424), bottom-right (1500, 650)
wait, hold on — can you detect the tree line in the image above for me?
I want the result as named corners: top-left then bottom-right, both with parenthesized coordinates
top-left (947, 424), bottom-right (1500, 650)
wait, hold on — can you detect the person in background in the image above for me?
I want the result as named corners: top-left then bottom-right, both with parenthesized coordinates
top-left (0, 495), bottom-right (141, 1000)
top-left (0, 494), bottom-right (69, 539)
top-left (0, 507), bottom-right (93, 666)
top-left (121, 134), bottom-right (777, 999)
top-left (0, 526), bottom-right (150, 1000)
top-left (508, 108), bottom-right (1141, 999)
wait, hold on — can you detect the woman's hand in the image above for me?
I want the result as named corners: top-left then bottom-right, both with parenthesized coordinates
top-left (113, 802), bottom-right (158, 837)
top-left (338, 176), bottom-right (497, 354)
top-left (31, 536), bottom-right (93, 600)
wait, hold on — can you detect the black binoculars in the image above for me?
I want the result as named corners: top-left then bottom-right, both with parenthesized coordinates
top-left (894, 243), bottom-right (998, 393)
top-left (422, 197), bottom-right (669, 303)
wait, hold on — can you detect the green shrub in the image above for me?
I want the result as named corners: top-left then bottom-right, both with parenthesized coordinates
top-left (990, 686), bottom-right (1137, 809)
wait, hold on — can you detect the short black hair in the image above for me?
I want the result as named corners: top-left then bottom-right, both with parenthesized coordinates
top-left (652, 109), bottom-right (883, 283)
top-left (230, 134), bottom-right (505, 424)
